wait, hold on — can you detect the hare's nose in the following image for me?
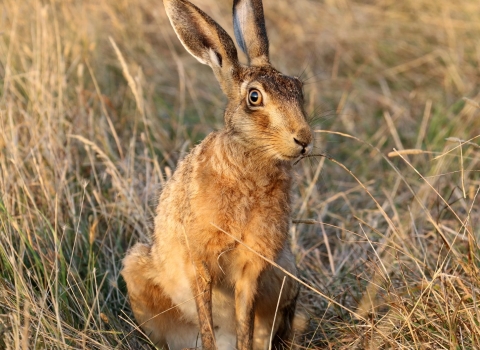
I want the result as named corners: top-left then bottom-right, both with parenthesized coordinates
top-left (293, 128), bottom-right (312, 155)
top-left (294, 138), bottom-right (308, 155)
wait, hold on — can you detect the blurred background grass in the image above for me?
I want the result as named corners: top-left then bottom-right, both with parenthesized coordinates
top-left (1, 0), bottom-right (479, 348)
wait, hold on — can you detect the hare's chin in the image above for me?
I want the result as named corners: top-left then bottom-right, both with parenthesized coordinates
top-left (277, 153), bottom-right (302, 161)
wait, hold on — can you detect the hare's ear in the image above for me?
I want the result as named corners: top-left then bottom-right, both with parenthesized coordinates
top-left (164, 0), bottom-right (240, 96)
top-left (233, 0), bottom-right (269, 67)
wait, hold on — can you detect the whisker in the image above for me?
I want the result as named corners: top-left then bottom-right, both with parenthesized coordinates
top-left (301, 71), bottom-right (325, 84)
top-left (297, 60), bottom-right (310, 81)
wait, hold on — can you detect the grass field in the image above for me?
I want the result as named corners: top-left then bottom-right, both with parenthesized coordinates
top-left (1, 0), bottom-right (480, 348)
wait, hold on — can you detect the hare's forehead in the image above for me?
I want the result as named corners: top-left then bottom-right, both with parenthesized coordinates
top-left (240, 72), bottom-right (303, 98)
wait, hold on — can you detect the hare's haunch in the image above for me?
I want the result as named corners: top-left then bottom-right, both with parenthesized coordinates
top-left (121, 1), bottom-right (312, 349)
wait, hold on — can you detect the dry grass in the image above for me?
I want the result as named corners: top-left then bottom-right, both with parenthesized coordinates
top-left (1, 0), bottom-right (479, 348)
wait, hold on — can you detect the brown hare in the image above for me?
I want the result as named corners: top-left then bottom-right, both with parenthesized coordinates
top-left (121, 0), bottom-right (312, 349)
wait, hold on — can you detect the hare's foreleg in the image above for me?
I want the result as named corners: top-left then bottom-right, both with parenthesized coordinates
top-left (254, 247), bottom-right (303, 350)
top-left (256, 280), bottom-right (298, 350)
top-left (234, 258), bottom-right (266, 350)
top-left (191, 260), bottom-right (217, 350)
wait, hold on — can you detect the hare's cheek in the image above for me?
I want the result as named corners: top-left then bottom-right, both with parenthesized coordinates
top-left (255, 114), bottom-right (270, 130)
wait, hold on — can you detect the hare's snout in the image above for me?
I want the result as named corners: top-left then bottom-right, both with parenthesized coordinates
top-left (293, 127), bottom-right (313, 156)
top-left (293, 137), bottom-right (309, 155)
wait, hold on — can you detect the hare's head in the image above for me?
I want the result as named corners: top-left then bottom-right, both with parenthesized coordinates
top-left (164, 0), bottom-right (312, 161)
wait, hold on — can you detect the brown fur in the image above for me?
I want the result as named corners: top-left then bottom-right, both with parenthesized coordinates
top-left (122, 1), bottom-right (312, 349)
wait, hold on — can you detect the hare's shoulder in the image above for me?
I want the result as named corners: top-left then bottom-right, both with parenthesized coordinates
top-left (160, 131), bottom-right (220, 186)
top-left (155, 131), bottom-right (220, 208)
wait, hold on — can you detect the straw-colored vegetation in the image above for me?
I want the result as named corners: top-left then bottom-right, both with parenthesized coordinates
top-left (1, 0), bottom-right (479, 348)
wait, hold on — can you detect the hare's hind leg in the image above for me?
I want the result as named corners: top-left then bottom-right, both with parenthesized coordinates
top-left (121, 243), bottom-right (200, 349)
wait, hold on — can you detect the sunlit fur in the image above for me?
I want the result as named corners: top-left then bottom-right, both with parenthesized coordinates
top-left (122, 1), bottom-right (311, 349)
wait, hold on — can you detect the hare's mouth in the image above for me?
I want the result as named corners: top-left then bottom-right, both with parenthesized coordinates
top-left (282, 148), bottom-right (311, 161)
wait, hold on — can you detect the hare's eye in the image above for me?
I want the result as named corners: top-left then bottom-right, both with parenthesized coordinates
top-left (248, 89), bottom-right (263, 106)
